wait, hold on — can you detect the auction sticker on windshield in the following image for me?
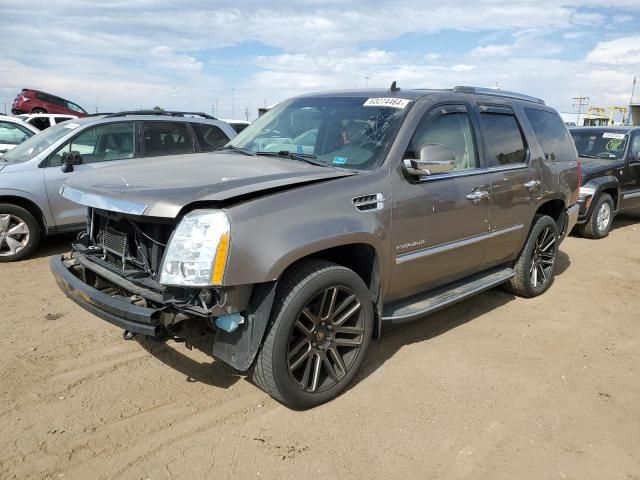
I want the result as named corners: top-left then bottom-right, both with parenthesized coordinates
top-left (64, 123), bottom-right (80, 129)
top-left (363, 98), bottom-right (411, 109)
top-left (602, 132), bottom-right (626, 140)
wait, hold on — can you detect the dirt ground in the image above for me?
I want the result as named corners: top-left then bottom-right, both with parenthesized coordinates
top-left (1, 216), bottom-right (639, 480)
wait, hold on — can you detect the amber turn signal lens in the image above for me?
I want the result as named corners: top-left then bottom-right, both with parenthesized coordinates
top-left (211, 231), bottom-right (230, 285)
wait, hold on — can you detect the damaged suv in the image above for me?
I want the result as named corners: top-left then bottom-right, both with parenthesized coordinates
top-left (51, 85), bottom-right (579, 408)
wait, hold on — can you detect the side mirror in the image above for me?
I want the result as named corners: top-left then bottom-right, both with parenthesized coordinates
top-left (403, 144), bottom-right (456, 177)
top-left (61, 151), bottom-right (83, 173)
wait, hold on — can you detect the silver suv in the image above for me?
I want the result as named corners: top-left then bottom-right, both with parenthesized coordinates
top-left (0, 112), bottom-right (236, 261)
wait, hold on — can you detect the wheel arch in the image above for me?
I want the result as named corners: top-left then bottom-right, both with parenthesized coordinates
top-left (0, 195), bottom-right (48, 232)
top-left (534, 197), bottom-right (566, 231)
top-left (273, 240), bottom-right (384, 339)
top-left (583, 176), bottom-right (620, 219)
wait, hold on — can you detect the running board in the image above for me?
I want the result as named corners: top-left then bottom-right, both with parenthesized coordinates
top-left (382, 267), bottom-right (515, 323)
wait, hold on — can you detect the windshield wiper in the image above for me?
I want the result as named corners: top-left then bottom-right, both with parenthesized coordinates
top-left (256, 150), bottom-right (328, 167)
top-left (578, 154), bottom-right (600, 159)
top-left (215, 145), bottom-right (255, 156)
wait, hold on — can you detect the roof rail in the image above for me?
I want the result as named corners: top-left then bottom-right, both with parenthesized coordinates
top-left (103, 110), bottom-right (217, 120)
top-left (453, 86), bottom-right (545, 105)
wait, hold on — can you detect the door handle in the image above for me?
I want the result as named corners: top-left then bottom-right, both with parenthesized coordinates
top-left (524, 179), bottom-right (541, 191)
top-left (466, 190), bottom-right (489, 203)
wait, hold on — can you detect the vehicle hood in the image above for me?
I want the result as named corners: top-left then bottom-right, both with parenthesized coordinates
top-left (61, 152), bottom-right (357, 218)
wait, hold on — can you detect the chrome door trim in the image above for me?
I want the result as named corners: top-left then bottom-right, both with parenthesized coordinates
top-left (623, 190), bottom-right (640, 200)
top-left (416, 168), bottom-right (489, 183)
top-left (396, 224), bottom-right (523, 265)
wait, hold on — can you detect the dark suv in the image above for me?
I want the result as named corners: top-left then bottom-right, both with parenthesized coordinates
top-left (51, 85), bottom-right (580, 408)
top-left (11, 89), bottom-right (88, 117)
top-left (570, 126), bottom-right (640, 238)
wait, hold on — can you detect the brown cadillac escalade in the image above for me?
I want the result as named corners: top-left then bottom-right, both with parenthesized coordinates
top-left (51, 84), bottom-right (580, 409)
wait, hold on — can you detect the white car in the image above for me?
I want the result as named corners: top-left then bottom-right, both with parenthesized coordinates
top-left (0, 115), bottom-right (39, 154)
top-left (16, 113), bottom-right (78, 131)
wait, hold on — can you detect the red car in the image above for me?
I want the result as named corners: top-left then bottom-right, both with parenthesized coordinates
top-left (11, 89), bottom-right (88, 117)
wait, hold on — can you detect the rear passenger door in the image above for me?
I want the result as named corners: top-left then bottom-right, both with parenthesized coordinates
top-left (475, 104), bottom-right (540, 268)
top-left (142, 122), bottom-right (196, 157)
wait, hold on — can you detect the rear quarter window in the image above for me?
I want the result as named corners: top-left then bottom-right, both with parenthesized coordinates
top-left (524, 108), bottom-right (577, 162)
top-left (192, 124), bottom-right (230, 152)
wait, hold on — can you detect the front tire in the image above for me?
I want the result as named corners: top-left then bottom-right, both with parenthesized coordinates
top-left (579, 193), bottom-right (614, 239)
top-left (505, 214), bottom-right (559, 298)
top-left (252, 260), bottom-right (373, 409)
top-left (0, 204), bottom-right (41, 262)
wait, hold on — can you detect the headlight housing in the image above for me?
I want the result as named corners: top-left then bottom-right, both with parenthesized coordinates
top-left (159, 210), bottom-right (231, 287)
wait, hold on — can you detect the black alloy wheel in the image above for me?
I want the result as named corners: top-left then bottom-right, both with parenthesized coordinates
top-left (287, 285), bottom-right (365, 393)
top-left (252, 260), bottom-right (373, 409)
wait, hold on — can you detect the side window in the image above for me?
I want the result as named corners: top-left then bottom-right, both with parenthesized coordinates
top-left (409, 110), bottom-right (478, 171)
top-left (49, 122), bottom-right (135, 166)
top-left (0, 122), bottom-right (33, 145)
top-left (30, 117), bottom-right (51, 130)
top-left (143, 122), bottom-right (195, 157)
top-left (192, 124), bottom-right (229, 152)
top-left (66, 102), bottom-right (84, 113)
top-left (524, 108), bottom-right (576, 162)
top-left (632, 134), bottom-right (640, 161)
top-left (54, 117), bottom-right (71, 124)
top-left (480, 112), bottom-right (527, 167)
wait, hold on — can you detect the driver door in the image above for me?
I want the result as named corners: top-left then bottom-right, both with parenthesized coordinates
top-left (621, 133), bottom-right (640, 210)
top-left (43, 121), bottom-right (137, 228)
top-left (388, 104), bottom-right (491, 302)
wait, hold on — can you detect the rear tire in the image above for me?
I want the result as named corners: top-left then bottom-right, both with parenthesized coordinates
top-left (30, 108), bottom-right (46, 114)
top-left (505, 214), bottom-right (558, 298)
top-left (252, 260), bottom-right (373, 409)
top-left (0, 204), bottom-right (41, 262)
top-left (579, 193), bottom-right (614, 239)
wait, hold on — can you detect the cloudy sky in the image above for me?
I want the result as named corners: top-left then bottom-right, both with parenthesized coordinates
top-left (1, 0), bottom-right (639, 120)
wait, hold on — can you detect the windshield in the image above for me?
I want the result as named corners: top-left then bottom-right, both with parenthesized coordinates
top-left (571, 130), bottom-right (629, 160)
top-left (1, 122), bottom-right (76, 163)
top-left (227, 96), bottom-right (411, 170)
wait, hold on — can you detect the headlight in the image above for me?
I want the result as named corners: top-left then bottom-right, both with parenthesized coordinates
top-left (159, 210), bottom-right (231, 287)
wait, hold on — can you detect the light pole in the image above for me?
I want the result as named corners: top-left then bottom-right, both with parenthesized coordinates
top-left (572, 96), bottom-right (589, 127)
top-left (365, 76), bottom-right (370, 88)
top-left (629, 76), bottom-right (637, 125)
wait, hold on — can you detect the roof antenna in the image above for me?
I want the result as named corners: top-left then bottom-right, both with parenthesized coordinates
top-left (389, 81), bottom-right (400, 93)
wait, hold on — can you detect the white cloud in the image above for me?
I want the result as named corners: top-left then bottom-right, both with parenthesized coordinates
top-left (1, 0), bottom-right (639, 118)
top-left (150, 46), bottom-right (203, 72)
top-left (469, 44), bottom-right (514, 58)
top-left (586, 35), bottom-right (640, 65)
